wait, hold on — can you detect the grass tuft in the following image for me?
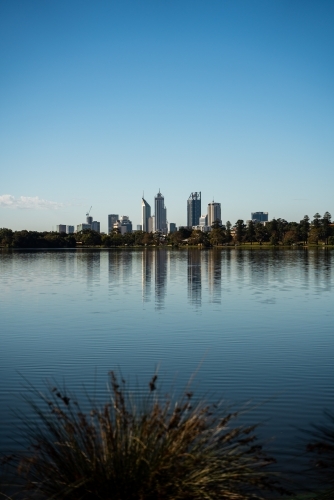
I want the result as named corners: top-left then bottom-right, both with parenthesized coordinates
top-left (11, 371), bottom-right (286, 499)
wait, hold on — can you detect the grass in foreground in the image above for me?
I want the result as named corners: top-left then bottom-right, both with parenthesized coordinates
top-left (7, 371), bottom-right (287, 500)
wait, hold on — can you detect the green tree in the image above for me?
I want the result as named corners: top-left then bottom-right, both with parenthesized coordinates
top-left (0, 228), bottom-right (13, 246)
top-left (283, 230), bottom-right (298, 245)
top-left (234, 220), bottom-right (245, 244)
top-left (209, 228), bottom-right (225, 246)
top-left (225, 221), bottom-right (232, 243)
top-left (78, 230), bottom-right (102, 246)
top-left (299, 215), bottom-right (310, 244)
top-left (312, 213), bottom-right (321, 229)
top-left (321, 212), bottom-right (332, 244)
top-left (189, 230), bottom-right (209, 246)
top-left (246, 221), bottom-right (255, 245)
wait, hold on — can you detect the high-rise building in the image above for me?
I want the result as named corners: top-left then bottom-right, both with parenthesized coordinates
top-left (154, 190), bottom-right (167, 233)
top-left (168, 222), bottom-right (176, 233)
top-left (108, 214), bottom-right (119, 233)
top-left (66, 225), bottom-right (74, 234)
top-left (77, 223), bottom-right (91, 232)
top-left (207, 201), bottom-right (221, 227)
top-left (137, 225), bottom-right (142, 231)
top-left (91, 221), bottom-right (100, 233)
top-left (187, 192), bottom-right (201, 227)
top-left (148, 216), bottom-right (155, 233)
top-left (86, 216), bottom-right (93, 225)
top-left (199, 214), bottom-right (208, 226)
top-left (251, 212), bottom-right (268, 223)
top-left (56, 224), bottom-right (66, 233)
top-left (141, 198), bottom-right (151, 232)
top-left (119, 216), bottom-right (132, 234)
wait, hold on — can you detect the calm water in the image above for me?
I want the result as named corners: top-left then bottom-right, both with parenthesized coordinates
top-left (0, 248), bottom-right (333, 463)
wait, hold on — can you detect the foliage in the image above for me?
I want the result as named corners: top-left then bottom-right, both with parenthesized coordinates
top-left (306, 409), bottom-right (334, 499)
top-left (13, 372), bottom-right (283, 500)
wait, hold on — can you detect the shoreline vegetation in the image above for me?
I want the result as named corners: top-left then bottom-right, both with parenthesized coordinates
top-left (1, 371), bottom-right (333, 499)
top-left (1, 212), bottom-right (334, 249)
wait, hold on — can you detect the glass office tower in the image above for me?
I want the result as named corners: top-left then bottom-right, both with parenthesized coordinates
top-left (187, 192), bottom-right (201, 227)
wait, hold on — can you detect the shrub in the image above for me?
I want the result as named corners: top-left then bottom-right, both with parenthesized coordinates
top-left (306, 410), bottom-right (334, 499)
top-left (14, 372), bottom-right (283, 499)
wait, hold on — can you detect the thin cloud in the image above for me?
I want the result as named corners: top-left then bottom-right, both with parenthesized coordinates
top-left (0, 194), bottom-right (64, 210)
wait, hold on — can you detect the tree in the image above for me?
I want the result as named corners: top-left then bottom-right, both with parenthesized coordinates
top-left (209, 228), bottom-right (225, 246)
top-left (254, 223), bottom-right (266, 245)
top-left (234, 220), bottom-right (245, 244)
top-left (283, 230), bottom-right (298, 246)
top-left (189, 230), bottom-right (209, 246)
top-left (225, 221), bottom-right (232, 244)
top-left (312, 213), bottom-right (321, 229)
top-left (299, 215), bottom-right (310, 244)
top-left (246, 221), bottom-right (255, 245)
top-left (0, 228), bottom-right (13, 246)
top-left (321, 212), bottom-right (332, 244)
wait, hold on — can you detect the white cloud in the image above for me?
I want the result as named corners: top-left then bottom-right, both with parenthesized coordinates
top-left (0, 194), bottom-right (64, 210)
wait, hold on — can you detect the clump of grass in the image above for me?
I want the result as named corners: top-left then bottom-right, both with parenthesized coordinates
top-left (16, 371), bottom-right (284, 499)
top-left (306, 410), bottom-right (334, 499)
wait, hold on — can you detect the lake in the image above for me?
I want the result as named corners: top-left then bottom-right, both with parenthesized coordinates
top-left (0, 248), bottom-right (333, 467)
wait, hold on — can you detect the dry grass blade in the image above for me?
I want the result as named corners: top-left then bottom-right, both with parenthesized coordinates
top-left (14, 371), bottom-right (285, 499)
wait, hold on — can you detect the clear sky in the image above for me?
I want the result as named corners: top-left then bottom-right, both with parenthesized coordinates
top-left (1, 0), bottom-right (333, 232)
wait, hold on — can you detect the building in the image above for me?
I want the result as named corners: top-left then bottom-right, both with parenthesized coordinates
top-left (86, 216), bottom-right (93, 225)
top-left (141, 198), bottom-right (151, 232)
top-left (116, 216), bottom-right (132, 234)
top-left (91, 221), bottom-right (100, 233)
top-left (168, 222), bottom-right (177, 233)
top-left (77, 223), bottom-right (91, 232)
top-left (251, 212), bottom-right (268, 223)
top-left (192, 225), bottom-right (211, 232)
top-left (108, 214), bottom-right (119, 234)
top-left (154, 190), bottom-right (167, 233)
top-left (199, 214), bottom-right (208, 226)
top-left (137, 225), bottom-right (142, 231)
top-left (66, 225), bottom-right (74, 234)
top-left (148, 215), bottom-right (155, 233)
top-left (207, 201), bottom-right (221, 227)
top-left (187, 192), bottom-right (201, 227)
top-left (56, 224), bottom-right (66, 233)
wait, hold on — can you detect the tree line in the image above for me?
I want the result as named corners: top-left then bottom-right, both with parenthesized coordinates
top-left (0, 212), bottom-right (333, 248)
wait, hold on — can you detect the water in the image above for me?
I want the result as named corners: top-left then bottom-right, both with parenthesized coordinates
top-left (0, 248), bottom-right (333, 465)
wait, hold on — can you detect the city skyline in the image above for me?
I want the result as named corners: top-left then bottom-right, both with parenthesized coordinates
top-left (1, 1), bottom-right (334, 232)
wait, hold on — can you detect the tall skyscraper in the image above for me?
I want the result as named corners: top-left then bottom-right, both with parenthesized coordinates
top-left (207, 201), bottom-right (221, 227)
top-left (187, 192), bottom-right (201, 227)
top-left (251, 212), bottom-right (268, 222)
top-left (154, 190), bottom-right (167, 233)
top-left (108, 214), bottom-right (119, 233)
top-left (141, 197), bottom-right (151, 232)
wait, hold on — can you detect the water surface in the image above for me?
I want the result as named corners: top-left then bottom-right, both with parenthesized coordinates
top-left (0, 248), bottom-right (333, 462)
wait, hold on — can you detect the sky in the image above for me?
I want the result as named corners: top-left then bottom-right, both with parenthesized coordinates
top-left (1, 0), bottom-right (334, 232)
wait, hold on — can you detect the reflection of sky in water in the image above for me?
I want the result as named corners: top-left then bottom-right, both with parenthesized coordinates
top-left (0, 248), bottom-right (333, 464)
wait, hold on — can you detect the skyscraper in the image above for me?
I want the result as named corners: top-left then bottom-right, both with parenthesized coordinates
top-left (141, 197), bottom-right (151, 232)
top-left (154, 190), bottom-right (167, 233)
top-left (108, 214), bottom-right (119, 234)
top-left (251, 212), bottom-right (268, 222)
top-left (207, 201), bottom-right (221, 227)
top-left (187, 192), bottom-right (201, 227)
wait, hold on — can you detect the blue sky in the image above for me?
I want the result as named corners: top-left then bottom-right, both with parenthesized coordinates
top-left (1, 0), bottom-right (333, 232)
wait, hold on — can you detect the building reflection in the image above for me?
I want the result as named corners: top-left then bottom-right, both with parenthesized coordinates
top-left (187, 249), bottom-right (202, 308)
top-left (155, 249), bottom-right (167, 310)
top-left (207, 249), bottom-right (222, 303)
top-left (77, 250), bottom-right (100, 286)
top-left (108, 251), bottom-right (133, 287)
top-left (141, 250), bottom-right (153, 303)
